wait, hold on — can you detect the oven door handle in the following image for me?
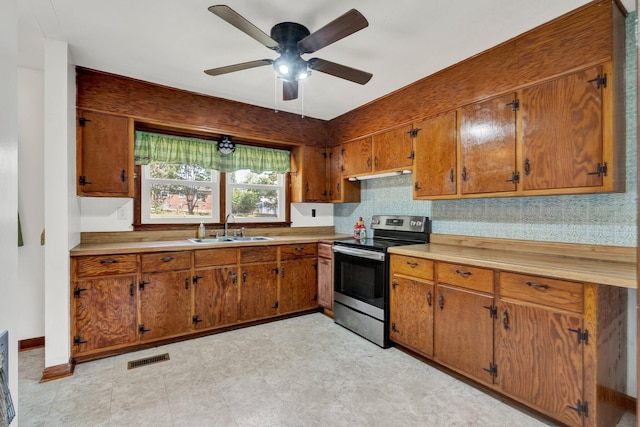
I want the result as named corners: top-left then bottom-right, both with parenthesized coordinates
top-left (333, 246), bottom-right (385, 262)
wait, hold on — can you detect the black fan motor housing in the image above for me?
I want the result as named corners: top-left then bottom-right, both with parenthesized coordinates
top-left (270, 22), bottom-right (310, 51)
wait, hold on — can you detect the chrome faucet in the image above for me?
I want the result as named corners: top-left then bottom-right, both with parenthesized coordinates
top-left (224, 213), bottom-right (235, 237)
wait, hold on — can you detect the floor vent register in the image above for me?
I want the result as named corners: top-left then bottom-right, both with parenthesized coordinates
top-left (127, 353), bottom-right (170, 370)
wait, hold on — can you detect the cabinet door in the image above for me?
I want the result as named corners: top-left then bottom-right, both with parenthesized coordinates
top-left (495, 300), bottom-right (584, 426)
top-left (77, 110), bottom-right (133, 197)
top-left (193, 267), bottom-right (238, 329)
top-left (389, 276), bottom-right (434, 358)
top-left (317, 252), bottom-right (333, 310)
top-left (327, 146), bottom-right (360, 203)
top-left (434, 284), bottom-right (494, 384)
top-left (279, 258), bottom-right (318, 313)
top-left (413, 111), bottom-right (457, 197)
top-left (341, 137), bottom-right (372, 177)
top-left (139, 271), bottom-right (192, 340)
top-left (460, 93), bottom-right (517, 194)
top-left (372, 124), bottom-right (413, 172)
top-left (303, 146), bottom-right (328, 202)
top-left (521, 66), bottom-right (604, 191)
top-left (239, 263), bottom-right (278, 321)
top-left (72, 276), bottom-right (137, 354)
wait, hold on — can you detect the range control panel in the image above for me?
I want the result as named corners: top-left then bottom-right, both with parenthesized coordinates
top-left (370, 215), bottom-right (429, 233)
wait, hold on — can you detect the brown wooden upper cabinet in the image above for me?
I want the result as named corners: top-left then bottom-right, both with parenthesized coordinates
top-left (290, 145), bottom-right (360, 203)
top-left (76, 110), bottom-right (134, 197)
top-left (326, 146), bottom-right (360, 203)
top-left (290, 145), bottom-right (327, 203)
top-left (460, 93), bottom-right (517, 195)
top-left (520, 66), bottom-right (607, 192)
top-left (413, 111), bottom-right (457, 198)
top-left (341, 124), bottom-right (414, 178)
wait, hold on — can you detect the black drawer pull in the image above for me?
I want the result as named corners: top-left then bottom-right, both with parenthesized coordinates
top-left (525, 281), bottom-right (550, 290)
top-left (99, 259), bottom-right (118, 265)
top-left (160, 256), bottom-right (176, 262)
top-left (405, 261), bottom-right (419, 267)
top-left (438, 293), bottom-right (444, 310)
top-left (295, 247), bottom-right (304, 252)
top-left (455, 269), bottom-right (472, 277)
top-left (426, 291), bottom-right (432, 307)
top-left (503, 311), bottom-right (510, 330)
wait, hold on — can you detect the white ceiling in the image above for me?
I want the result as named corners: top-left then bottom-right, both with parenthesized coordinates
top-left (18, 0), bottom-right (635, 121)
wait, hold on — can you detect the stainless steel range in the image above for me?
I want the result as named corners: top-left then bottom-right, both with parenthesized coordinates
top-left (333, 215), bottom-right (430, 347)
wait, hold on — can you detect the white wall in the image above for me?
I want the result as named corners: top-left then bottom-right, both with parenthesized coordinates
top-left (0, 0), bottom-right (21, 422)
top-left (43, 39), bottom-right (79, 368)
top-left (18, 67), bottom-right (45, 341)
top-left (290, 203), bottom-right (333, 227)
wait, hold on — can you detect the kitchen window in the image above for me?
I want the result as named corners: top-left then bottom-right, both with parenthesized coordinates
top-left (134, 130), bottom-right (290, 227)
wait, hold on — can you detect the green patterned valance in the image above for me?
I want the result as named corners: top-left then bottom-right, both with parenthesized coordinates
top-left (134, 131), bottom-right (290, 173)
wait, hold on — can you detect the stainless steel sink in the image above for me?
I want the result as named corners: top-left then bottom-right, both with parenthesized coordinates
top-left (188, 237), bottom-right (236, 244)
top-left (230, 236), bottom-right (273, 241)
top-left (188, 236), bottom-right (273, 244)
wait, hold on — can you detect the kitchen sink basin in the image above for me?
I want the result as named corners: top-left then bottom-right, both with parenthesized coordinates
top-left (188, 236), bottom-right (273, 244)
top-left (230, 236), bottom-right (273, 241)
top-left (188, 237), bottom-right (235, 244)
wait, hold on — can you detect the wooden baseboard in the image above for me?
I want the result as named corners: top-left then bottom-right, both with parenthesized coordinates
top-left (19, 336), bottom-right (45, 352)
top-left (40, 362), bottom-right (75, 383)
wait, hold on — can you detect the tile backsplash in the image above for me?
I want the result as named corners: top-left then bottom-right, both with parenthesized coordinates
top-left (336, 13), bottom-right (637, 248)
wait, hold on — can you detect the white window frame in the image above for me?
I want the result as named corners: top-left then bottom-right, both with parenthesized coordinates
top-left (225, 170), bottom-right (286, 223)
top-left (140, 164), bottom-right (221, 224)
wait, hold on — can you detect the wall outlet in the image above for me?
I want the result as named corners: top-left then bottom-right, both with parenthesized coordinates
top-left (40, 229), bottom-right (45, 246)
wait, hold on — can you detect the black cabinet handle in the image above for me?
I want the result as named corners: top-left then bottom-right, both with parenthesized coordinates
top-left (159, 256), bottom-right (175, 262)
top-left (455, 269), bottom-right (472, 277)
top-left (120, 169), bottom-right (126, 182)
top-left (281, 267), bottom-right (286, 278)
top-left (243, 271), bottom-right (247, 283)
top-left (129, 283), bottom-right (134, 296)
top-left (503, 311), bottom-right (510, 330)
top-left (449, 168), bottom-right (454, 183)
top-left (99, 259), bottom-right (118, 265)
top-left (406, 261), bottom-right (419, 267)
top-left (185, 277), bottom-right (190, 290)
top-left (525, 281), bottom-right (550, 290)
top-left (231, 272), bottom-right (237, 284)
top-left (426, 291), bottom-right (432, 307)
top-left (438, 293), bottom-right (444, 310)
top-left (272, 301), bottom-right (279, 309)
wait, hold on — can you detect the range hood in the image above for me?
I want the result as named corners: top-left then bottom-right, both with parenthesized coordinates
top-left (348, 170), bottom-right (412, 181)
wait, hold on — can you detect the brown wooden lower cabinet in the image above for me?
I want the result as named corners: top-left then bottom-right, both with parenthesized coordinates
top-left (280, 257), bottom-right (318, 313)
top-left (389, 275), bottom-right (434, 358)
top-left (387, 254), bottom-right (628, 427)
top-left (238, 263), bottom-right (279, 321)
top-left (139, 270), bottom-right (192, 340)
top-left (72, 275), bottom-right (137, 353)
top-left (193, 266), bottom-right (239, 329)
top-left (70, 243), bottom-right (320, 360)
top-left (433, 284), bottom-right (494, 386)
top-left (317, 243), bottom-right (333, 310)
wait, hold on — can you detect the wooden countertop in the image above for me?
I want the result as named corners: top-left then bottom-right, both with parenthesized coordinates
top-left (70, 234), bottom-right (349, 256)
top-left (388, 243), bottom-right (636, 289)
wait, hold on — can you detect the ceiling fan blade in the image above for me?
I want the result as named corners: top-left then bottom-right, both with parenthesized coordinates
top-left (298, 9), bottom-right (368, 54)
top-left (283, 80), bottom-right (299, 101)
top-left (204, 59), bottom-right (273, 76)
top-left (308, 58), bottom-right (372, 85)
top-left (208, 5), bottom-right (280, 50)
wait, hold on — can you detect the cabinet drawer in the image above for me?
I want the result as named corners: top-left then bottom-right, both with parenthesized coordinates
top-left (140, 251), bottom-right (191, 272)
top-left (499, 272), bottom-right (583, 313)
top-left (318, 243), bottom-right (333, 259)
top-left (391, 255), bottom-right (433, 281)
top-left (75, 254), bottom-right (138, 277)
top-left (194, 248), bottom-right (238, 268)
top-left (437, 262), bottom-right (493, 294)
top-left (281, 243), bottom-right (317, 260)
top-left (240, 246), bottom-right (277, 264)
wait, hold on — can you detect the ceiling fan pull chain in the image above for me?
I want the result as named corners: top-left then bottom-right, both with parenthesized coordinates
top-left (274, 73), bottom-right (278, 113)
top-left (301, 80), bottom-right (305, 118)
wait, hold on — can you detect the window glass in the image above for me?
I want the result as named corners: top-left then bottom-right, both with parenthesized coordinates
top-left (226, 170), bottom-right (285, 222)
top-left (141, 162), bottom-right (220, 223)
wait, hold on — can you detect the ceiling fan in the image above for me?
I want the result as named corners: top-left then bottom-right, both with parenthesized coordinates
top-left (204, 5), bottom-right (373, 101)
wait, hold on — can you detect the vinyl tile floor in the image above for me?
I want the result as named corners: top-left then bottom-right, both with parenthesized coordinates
top-left (17, 313), bottom-right (638, 427)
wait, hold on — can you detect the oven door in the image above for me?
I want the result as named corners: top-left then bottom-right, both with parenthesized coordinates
top-left (333, 245), bottom-right (386, 317)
